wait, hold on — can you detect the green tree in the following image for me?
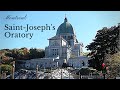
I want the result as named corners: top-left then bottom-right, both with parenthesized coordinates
top-left (29, 48), bottom-right (45, 59)
top-left (105, 52), bottom-right (120, 78)
top-left (1, 64), bottom-right (12, 75)
top-left (86, 24), bottom-right (120, 70)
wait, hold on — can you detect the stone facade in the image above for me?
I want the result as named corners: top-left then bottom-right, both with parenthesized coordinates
top-left (16, 17), bottom-right (89, 70)
top-left (67, 56), bottom-right (90, 68)
top-left (45, 36), bottom-right (71, 60)
top-left (45, 17), bottom-right (83, 61)
top-left (16, 57), bottom-right (64, 69)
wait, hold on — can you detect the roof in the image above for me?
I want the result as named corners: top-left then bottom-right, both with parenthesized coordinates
top-left (56, 17), bottom-right (75, 35)
top-left (48, 36), bottom-right (67, 42)
top-left (48, 36), bottom-right (60, 40)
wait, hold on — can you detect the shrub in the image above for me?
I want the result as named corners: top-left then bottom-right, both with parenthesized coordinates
top-left (1, 64), bottom-right (12, 75)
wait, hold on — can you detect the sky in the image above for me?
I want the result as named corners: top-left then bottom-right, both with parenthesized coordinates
top-left (0, 11), bottom-right (120, 52)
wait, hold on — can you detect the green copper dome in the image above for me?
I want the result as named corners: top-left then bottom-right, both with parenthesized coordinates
top-left (56, 17), bottom-right (75, 35)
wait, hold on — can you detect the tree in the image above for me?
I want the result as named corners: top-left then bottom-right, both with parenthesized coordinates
top-left (105, 52), bottom-right (120, 78)
top-left (29, 48), bottom-right (45, 59)
top-left (86, 24), bottom-right (120, 70)
top-left (1, 64), bottom-right (12, 75)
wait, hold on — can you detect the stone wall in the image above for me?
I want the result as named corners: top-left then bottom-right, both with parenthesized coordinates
top-left (67, 56), bottom-right (90, 68)
top-left (16, 58), bottom-right (64, 70)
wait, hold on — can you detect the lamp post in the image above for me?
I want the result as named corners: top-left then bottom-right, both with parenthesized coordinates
top-left (36, 65), bottom-right (38, 79)
top-left (79, 71), bottom-right (81, 79)
top-left (57, 62), bottom-right (58, 69)
top-left (69, 71), bottom-right (70, 79)
top-left (50, 59), bottom-right (53, 79)
top-left (79, 61), bottom-right (81, 79)
top-left (61, 68), bottom-right (62, 79)
top-left (44, 66), bottom-right (45, 78)
top-left (11, 61), bottom-right (15, 79)
top-left (67, 67), bottom-right (70, 79)
top-left (102, 63), bottom-right (106, 79)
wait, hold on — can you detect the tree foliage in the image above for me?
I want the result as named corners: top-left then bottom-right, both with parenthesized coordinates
top-left (29, 48), bottom-right (45, 59)
top-left (105, 52), bottom-right (120, 78)
top-left (1, 64), bottom-right (12, 75)
top-left (0, 47), bottom-right (45, 65)
top-left (0, 47), bottom-right (45, 60)
top-left (0, 47), bottom-right (45, 75)
top-left (86, 24), bottom-right (120, 70)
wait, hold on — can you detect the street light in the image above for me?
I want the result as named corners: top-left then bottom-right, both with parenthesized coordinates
top-left (68, 68), bottom-right (70, 79)
top-left (57, 62), bottom-right (58, 68)
top-left (79, 71), bottom-right (81, 79)
top-left (36, 65), bottom-right (39, 79)
top-left (11, 61), bottom-right (15, 79)
top-left (61, 68), bottom-right (62, 79)
top-left (102, 63), bottom-right (106, 79)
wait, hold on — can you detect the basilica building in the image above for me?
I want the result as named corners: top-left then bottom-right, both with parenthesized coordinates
top-left (16, 17), bottom-right (89, 69)
top-left (45, 17), bottom-right (83, 60)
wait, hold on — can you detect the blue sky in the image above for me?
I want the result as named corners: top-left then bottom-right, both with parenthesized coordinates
top-left (0, 11), bottom-right (120, 52)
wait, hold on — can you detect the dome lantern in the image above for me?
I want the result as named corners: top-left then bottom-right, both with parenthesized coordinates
top-left (64, 17), bottom-right (68, 22)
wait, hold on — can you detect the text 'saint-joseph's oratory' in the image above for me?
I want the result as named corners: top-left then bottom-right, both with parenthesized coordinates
top-left (17, 17), bottom-right (90, 69)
